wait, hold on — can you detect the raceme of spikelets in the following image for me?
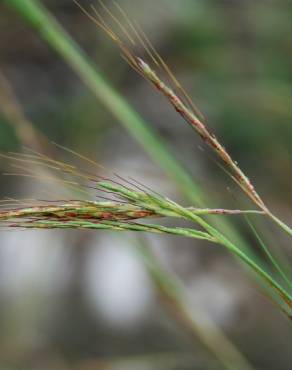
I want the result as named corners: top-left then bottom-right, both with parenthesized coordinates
top-left (73, 0), bottom-right (292, 238)
top-left (0, 150), bottom-right (215, 241)
top-left (0, 150), bottom-right (260, 238)
top-left (0, 149), bottom-right (291, 316)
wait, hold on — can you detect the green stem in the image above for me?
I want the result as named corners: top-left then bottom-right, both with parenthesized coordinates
top-left (184, 212), bottom-right (292, 315)
top-left (97, 180), bottom-right (292, 314)
top-left (246, 217), bottom-right (292, 291)
top-left (268, 212), bottom-right (292, 239)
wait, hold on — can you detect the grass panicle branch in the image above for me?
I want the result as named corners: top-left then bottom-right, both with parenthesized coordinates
top-left (0, 152), bottom-right (291, 318)
top-left (75, 0), bottom-right (292, 238)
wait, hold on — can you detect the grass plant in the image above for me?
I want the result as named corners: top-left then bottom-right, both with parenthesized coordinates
top-left (1, 0), bottom-right (292, 368)
top-left (0, 150), bottom-right (291, 318)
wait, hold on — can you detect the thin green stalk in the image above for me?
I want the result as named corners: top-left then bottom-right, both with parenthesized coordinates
top-left (2, 173), bottom-right (290, 313)
top-left (246, 216), bottom-right (292, 291)
top-left (175, 208), bottom-right (292, 315)
top-left (97, 180), bottom-right (292, 314)
top-left (268, 212), bottom-right (292, 238)
top-left (176, 204), bottom-right (292, 311)
top-left (8, 210), bottom-right (292, 317)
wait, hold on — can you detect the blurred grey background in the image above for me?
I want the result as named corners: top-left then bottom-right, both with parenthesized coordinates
top-left (0, 0), bottom-right (292, 369)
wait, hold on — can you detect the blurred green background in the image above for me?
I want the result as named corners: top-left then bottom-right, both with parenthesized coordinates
top-left (0, 0), bottom-right (292, 369)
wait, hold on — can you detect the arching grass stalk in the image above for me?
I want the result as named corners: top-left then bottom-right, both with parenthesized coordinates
top-left (246, 216), bottom-right (292, 291)
top-left (98, 181), bottom-right (292, 316)
top-left (1, 146), bottom-right (291, 314)
top-left (1, 176), bottom-right (291, 317)
top-left (1, 145), bottom-right (291, 317)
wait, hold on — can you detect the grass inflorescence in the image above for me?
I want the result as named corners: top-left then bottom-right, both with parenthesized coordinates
top-left (0, 148), bottom-right (291, 319)
top-left (72, 0), bottom-right (292, 239)
top-left (2, 0), bottom-right (292, 323)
